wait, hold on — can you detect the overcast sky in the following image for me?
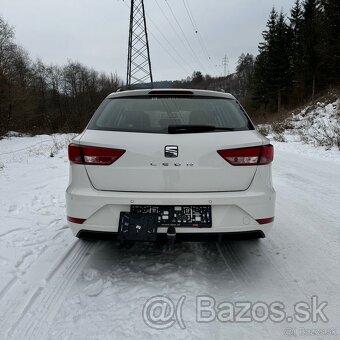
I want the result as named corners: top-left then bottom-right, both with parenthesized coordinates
top-left (0, 0), bottom-right (296, 82)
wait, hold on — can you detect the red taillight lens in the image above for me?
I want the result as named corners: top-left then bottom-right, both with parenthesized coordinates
top-left (68, 144), bottom-right (83, 164)
top-left (68, 144), bottom-right (125, 165)
top-left (217, 144), bottom-right (273, 166)
top-left (259, 144), bottom-right (274, 165)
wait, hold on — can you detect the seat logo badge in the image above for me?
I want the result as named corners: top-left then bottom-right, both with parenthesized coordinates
top-left (165, 145), bottom-right (178, 158)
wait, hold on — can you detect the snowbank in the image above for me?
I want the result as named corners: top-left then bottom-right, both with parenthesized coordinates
top-left (258, 97), bottom-right (340, 152)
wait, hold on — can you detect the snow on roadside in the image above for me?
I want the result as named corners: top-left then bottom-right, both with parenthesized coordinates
top-left (271, 140), bottom-right (340, 164)
top-left (0, 133), bottom-right (76, 163)
top-left (290, 99), bottom-right (339, 147)
top-left (0, 133), bottom-right (75, 295)
top-left (258, 97), bottom-right (340, 157)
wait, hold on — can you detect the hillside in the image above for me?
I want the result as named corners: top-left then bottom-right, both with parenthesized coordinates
top-left (258, 90), bottom-right (340, 152)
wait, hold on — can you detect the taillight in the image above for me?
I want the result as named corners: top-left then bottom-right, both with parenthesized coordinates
top-left (217, 144), bottom-right (274, 166)
top-left (258, 144), bottom-right (274, 165)
top-left (68, 144), bottom-right (125, 165)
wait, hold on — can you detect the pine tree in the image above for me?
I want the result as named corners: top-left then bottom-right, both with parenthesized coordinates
top-left (253, 8), bottom-right (278, 109)
top-left (289, 0), bottom-right (305, 103)
top-left (236, 53), bottom-right (254, 98)
top-left (302, 0), bottom-right (323, 99)
top-left (253, 8), bottom-right (292, 111)
top-left (253, 53), bottom-right (270, 108)
top-left (321, 0), bottom-right (340, 84)
top-left (259, 8), bottom-right (278, 56)
top-left (270, 11), bottom-right (292, 111)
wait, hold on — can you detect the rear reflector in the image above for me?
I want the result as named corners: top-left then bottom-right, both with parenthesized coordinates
top-left (218, 144), bottom-right (274, 166)
top-left (256, 217), bottom-right (274, 225)
top-left (68, 144), bottom-right (125, 165)
top-left (67, 216), bottom-right (86, 224)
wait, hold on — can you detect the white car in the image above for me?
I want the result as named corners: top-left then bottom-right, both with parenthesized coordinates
top-left (66, 89), bottom-right (275, 243)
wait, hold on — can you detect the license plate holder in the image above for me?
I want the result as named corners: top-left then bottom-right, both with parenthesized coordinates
top-left (130, 205), bottom-right (212, 228)
top-left (118, 212), bottom-right (158, 241)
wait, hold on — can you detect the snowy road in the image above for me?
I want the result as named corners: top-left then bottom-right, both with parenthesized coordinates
top-left (0, 135), bottom-right (339, 339)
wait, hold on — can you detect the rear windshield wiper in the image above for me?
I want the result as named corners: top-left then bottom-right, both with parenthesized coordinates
top-left (168, 125), bottom-right (236, 134)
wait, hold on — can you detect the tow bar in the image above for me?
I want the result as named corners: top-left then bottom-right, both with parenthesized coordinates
top-left (167, 226), bottom-right (176, 250)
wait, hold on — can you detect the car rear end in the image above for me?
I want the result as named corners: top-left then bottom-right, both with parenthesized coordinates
top-left (66, 89), bottom-right (275, 240)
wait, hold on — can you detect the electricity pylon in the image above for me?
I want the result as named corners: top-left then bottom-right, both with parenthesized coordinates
top-left (222, 55), bottom-right (229, 77)
top-left (126, 0), bottom-right (154, 88)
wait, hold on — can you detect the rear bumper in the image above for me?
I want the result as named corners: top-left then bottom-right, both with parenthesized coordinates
top-left (66, 164), bottom-right (275, 237)
top-left (76, 230), bottom-right (266, 241)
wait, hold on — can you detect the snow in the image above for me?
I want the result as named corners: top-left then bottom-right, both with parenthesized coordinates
top-left (272, 139), bottom-right (340, 164)
top-left (0, 133), bottom-right (340, 339)
top-left (289, 99), bottom-right (340, 148)
top-left (259, 97), bottom-right (340, 154)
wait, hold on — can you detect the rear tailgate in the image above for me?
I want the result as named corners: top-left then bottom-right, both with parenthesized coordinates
top-left (80, 129), bottom-right (264, 192)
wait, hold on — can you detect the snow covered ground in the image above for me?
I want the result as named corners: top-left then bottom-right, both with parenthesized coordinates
top-left (0, 134), bottom-right (340, 339)
top-left (259, 98), bottom-right (340, 154)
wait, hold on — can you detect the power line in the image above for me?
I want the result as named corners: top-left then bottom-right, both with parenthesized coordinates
top-left (183, 0), bottom-right (213, 61)
top-left (144, 7), bottom-right (193, 74)
top-left (182, 0), bottom-right (215, 73)
top-left (182, 0), bottom-right (211, 68)
top-left (163, 0), bottom-right (208, 74)
top-left (184, 0), bottom-right (199, 28)
top-left (182, 0), bottom-right (197, 32)
top-left (148, 30), bottom-right (191, 76)
top-left (153, 0), bottom-right (199, 72)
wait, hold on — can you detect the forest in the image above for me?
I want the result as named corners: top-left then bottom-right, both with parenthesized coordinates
top-left (0, 17), bottom-right (122, 136)
top-left (175, 0), bottom-right (340, 118)
top-left (0, 0), bottom-right (339, 135)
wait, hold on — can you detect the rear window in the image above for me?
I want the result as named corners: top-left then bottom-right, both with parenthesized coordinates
top-left (88, 96), bottom-right (254, 133)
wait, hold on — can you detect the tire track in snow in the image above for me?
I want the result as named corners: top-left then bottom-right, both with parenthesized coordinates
top-left (217, 239), bottom-right (310, 302)
top-left (216, 242), bottom-right (251, 286)
top-left (0, 227), bottom-right (29, 238)
top-left (0, 276), bottom-right (18, 301)
top-left (24, 241), bottom-right (97, 339)
top-left (2, 239), bottom-right (98, 339)
top-left (216, 241), bottom-right (291, 340)
top-left (219, 240), bottom-right (282, 288)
